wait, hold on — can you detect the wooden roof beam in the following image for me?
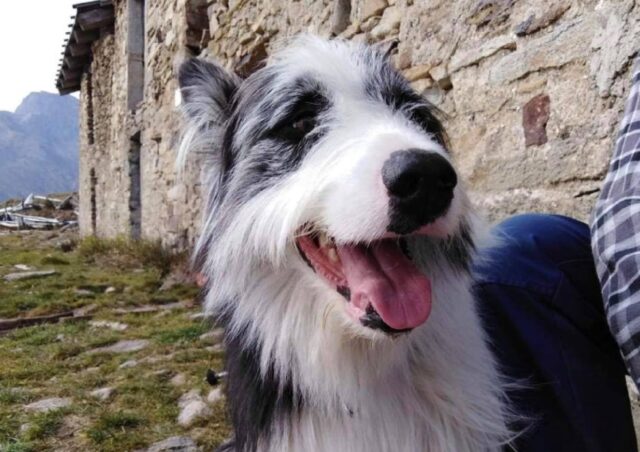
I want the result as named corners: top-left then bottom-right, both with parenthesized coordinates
top-left (73, 29), bottom-right (99, 44)
top-left (58, 86), bottom-right (78, 95)
top-left (58, 77), bottom-right (81, 90)
top-left (69, 43), bottom-right (91, 57)
top-left (73, 1), bottom-right (101, 11)
top-left (61, 67), bottom-right (83, 81)
top-left (77, 7), bottom-right (114, 31)
top-left (64, 55), bottom-right (90, 70)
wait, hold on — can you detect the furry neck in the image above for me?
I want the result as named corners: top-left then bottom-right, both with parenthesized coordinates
top-left (217, 264), bottom-right (511, 452)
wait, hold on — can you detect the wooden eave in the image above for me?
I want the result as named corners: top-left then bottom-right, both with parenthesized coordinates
top-left (55, 0), bottom-right (114, 94)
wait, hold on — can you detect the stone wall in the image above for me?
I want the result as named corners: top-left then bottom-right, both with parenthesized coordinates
top-left (78, 0), bottom-right (640, 248)
top-left (79, 0), bottom-right (135, 238)
top-left (198, 0), bottom-right (640, 221)
top-left (139, 0), bottom-right (206, 249)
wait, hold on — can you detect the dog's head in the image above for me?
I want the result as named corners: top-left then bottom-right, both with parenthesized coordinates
top-left (179, 36), bottom-right (475, 339)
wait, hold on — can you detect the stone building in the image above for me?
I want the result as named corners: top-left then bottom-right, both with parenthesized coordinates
top-left (56, 0), bottom-right (640, 249)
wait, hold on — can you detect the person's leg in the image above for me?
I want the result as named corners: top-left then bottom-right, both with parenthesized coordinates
top-left (474, 213), bottom-right (637, 452)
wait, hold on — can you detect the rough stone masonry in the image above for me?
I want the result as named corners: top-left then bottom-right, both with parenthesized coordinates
top-left (66, 0), bottom-right (640, 249)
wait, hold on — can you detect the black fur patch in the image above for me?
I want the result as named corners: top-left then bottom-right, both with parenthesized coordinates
top-left (360, 304), bottom-right (412, 335)
top-left (223, 324), bottom-right (302, 451)
top-left (362, 49), bottom-right (449, 149)
top-left (337, 285), bottom-right (351, 300)
top-left (219, 75), bottom-right (331, 203)
top-left (296, 243), bottom-right (315, 270)
top-left (440, 220), bottom-right (475, 272)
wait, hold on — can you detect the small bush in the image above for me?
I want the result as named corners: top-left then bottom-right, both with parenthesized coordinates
top-left (0, 387), bottom-right (31, 405)
top-left (52, 344), bottom-right (84, 360)
top-left (86, 411), bottom-right (143, 444)
top-left (22, 409), bottom-right (66, 441)
top-left (77, 237), bottom-right (184, 276)
top-left (39, 256), bottom-right (70, 266)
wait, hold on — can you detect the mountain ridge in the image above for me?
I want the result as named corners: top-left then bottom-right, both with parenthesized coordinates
top-left (0, 92), bottom-right (79, 201)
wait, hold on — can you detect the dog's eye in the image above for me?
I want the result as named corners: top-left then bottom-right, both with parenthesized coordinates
top-left (291, 115), bottom-right (316, 135)
top-left (267, 90), bottom-right (328, 143)
top-left (273, 111), bottom-right (317, 142)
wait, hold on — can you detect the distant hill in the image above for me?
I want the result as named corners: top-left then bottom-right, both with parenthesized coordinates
top-left (0, 92), bottom-right (79, 201)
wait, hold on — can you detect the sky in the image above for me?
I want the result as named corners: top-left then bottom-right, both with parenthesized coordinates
top-left (0, 0), bottom-right (79, 112)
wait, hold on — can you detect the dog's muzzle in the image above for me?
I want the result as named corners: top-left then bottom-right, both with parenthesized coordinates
top-left (382, 149), bottom-right (457, 235)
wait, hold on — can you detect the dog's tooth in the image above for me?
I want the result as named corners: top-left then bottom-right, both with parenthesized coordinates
top-left (319, 233), bottom-right (331, 248)
top-left (327, 248), bottom-right (339, 263)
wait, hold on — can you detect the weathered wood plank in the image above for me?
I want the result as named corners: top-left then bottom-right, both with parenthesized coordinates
top-left (69, 43), bottom-right (91, 57)
top-left (0, 312), bottom-right (93, 333)
top-left (59, 76), bottom-right (82, 88)
top-left (77, 7), bottom-right (114, 31)
top-left (61, 67), bottom-right (83, 81)
top-left (0, 312), bottom-right (72, 330)
top-left (63, 55), bottom-right (89, 70)
top-left (73, 29), bottom-right (99, 44)
top-left (58, 86), bottom-right (77, 95)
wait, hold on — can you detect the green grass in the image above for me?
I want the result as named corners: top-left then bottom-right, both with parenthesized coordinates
top-left (154, 324), bottom-right (208, 345)
top-left (22, 409), bottom-right (67, 441)
top-left (0, 230), bottom-right (230, 451)
top-left (86, 411), bottom-right (144, 444)
top-left (1, 441), bottom-right (35, 452)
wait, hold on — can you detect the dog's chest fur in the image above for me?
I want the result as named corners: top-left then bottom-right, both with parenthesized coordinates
top-left (219, 265), bottom-right (509, 452)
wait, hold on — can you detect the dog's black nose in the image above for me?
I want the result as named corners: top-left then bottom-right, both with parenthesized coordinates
top-left (382, 149), bottom-right (457, 234)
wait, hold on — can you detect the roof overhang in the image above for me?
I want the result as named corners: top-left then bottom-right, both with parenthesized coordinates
top-left (56, 0), bottom-right (115, 95)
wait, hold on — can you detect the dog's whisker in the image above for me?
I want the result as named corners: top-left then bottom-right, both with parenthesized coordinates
top-left (322, 303), bottom-right (333, 330)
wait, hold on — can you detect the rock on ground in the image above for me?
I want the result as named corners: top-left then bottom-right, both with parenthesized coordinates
top-left (147, 436), bottom-right (199, 452)
top-left (177, 390), bottom-right (212, 427)
top-left (205, 344), bottom-right (225, 353)
top-left (199, 327), bottom-right (224, 344)
top-left (24, 397), bottom-right (72, 413)
top-left (119, 359), bottom-right (139, 369)
top-left (113, 302), bottom-right (187, 315)
top-left (87, 339), bottom-right (149, 354)
top-left (57, 414), bottom-right (89, 439)
top-left (170, 373), bottom-right (187, 387)
top-left (207, 388), bottom-right (224, 405)
top-left (90, 387), bottom-right (115, 401)
top-left (4, 270), bottom-right (57, 282)
top-left (89, 320), bottom-right (128, 331)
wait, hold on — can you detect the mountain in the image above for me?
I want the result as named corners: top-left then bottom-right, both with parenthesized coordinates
top-left (0, 92), bottom-right (79, 201)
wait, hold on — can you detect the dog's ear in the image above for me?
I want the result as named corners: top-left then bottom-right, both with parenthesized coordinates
top-left (178, 58), bottom-right (240, 123)
top-left (177, 58), bottom-right (240, 170)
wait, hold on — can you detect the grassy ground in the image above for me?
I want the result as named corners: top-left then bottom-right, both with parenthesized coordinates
top-left (0, 229), bottom-right (231, 451)
top-left (4, 228), bottom-right (640, 451)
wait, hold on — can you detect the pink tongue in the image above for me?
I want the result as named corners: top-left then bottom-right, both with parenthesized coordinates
top-left (336, 241), bottom-right (432, 330)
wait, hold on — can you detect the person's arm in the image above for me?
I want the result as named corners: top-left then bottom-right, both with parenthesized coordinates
top-left (591, 59), bottom-right (640, 387)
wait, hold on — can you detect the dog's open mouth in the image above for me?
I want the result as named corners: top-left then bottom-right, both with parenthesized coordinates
top-left (296, 232), bottom-right (432, 334)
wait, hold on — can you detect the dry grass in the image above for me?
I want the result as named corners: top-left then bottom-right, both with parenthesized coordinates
top-left (77, 236), bottom-right (186, 277)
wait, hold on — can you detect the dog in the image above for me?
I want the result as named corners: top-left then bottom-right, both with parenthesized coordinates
top-left (178, 36), bottom-right (512, 452)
